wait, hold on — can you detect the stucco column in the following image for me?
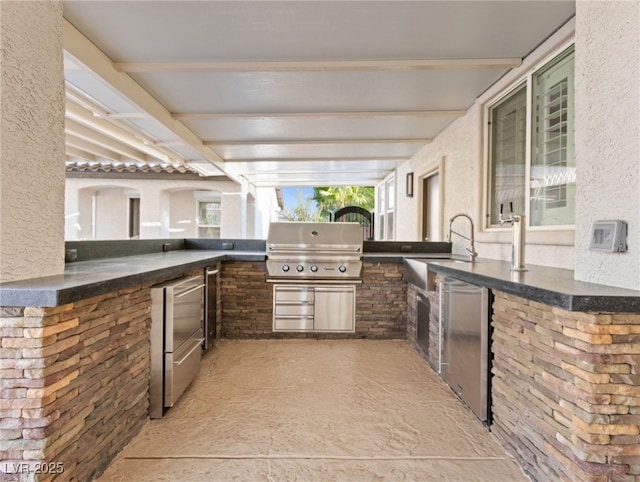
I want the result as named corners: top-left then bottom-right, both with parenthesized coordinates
top-left (0, 2), bottom-right (65, 282)
top-left (574, 1), bottom-right (640, 290)
top-left (220, 192), bottom-right (246, 238)
top-left (139, 187), bottom-right (169, 239)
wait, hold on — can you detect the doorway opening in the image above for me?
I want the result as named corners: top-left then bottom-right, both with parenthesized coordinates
top-left (421, 172), bottom-right (440, 241)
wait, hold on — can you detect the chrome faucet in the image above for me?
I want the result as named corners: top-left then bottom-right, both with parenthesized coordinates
top-left (447, 214), bottom-right (478, 261)
top-left (499, 203), bottom-right (526, 272)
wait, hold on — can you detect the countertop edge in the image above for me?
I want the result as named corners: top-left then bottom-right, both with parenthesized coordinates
top-left (0, 251), bottom-right (266, 308)
top-left (423, 260), bottom-right (640, 313)
top-left (3, 250), bottom-right (639, 313)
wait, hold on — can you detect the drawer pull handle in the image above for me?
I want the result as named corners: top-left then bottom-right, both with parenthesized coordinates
top-left (174, 339), bottom-right (204, 366)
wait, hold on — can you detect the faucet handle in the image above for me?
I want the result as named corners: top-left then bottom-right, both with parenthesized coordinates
top-left (499, 203), bottom-right (506, 224)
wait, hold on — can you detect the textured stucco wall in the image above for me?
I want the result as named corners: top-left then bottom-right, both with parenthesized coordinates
top-left (0, 2), bottom-right (65, 282)
top-left (395, 104), bottom-right (482, 243)
top-left (573, 1), bottom-right (640, 290)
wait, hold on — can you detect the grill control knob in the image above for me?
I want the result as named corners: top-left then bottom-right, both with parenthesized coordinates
top-left (338, 265), bottom-right (347, 273)
top-left (310, 265), bottom-right (318, 272)
top-left (296, 265), bottom-right (304, 272)
top-left (282, 265), bottom-right (290, 272)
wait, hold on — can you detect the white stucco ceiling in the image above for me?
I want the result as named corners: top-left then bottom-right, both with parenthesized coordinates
top-left (62, 0), bottom-right (575, 187)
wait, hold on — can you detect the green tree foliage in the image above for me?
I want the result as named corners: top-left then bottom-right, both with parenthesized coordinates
top-left (282, 191), bottom-right (324, 222)
top-left (312, 187), bottom-right (375, 219)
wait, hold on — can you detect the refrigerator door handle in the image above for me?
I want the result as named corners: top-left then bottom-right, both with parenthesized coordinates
top-left (175, 283), bottom-right (205, 298)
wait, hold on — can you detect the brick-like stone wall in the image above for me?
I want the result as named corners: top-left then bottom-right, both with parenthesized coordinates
top-left (221, 261), bottom-right (407, 339)
top-left (0, 287), bottom-right (151, 481)
top-left (0, 270), bottom-right (202, 481)
top-left (491, 291), bottom-right (640, 482)
top-left (220, 261), bottom-right (273, 338)
top-left (355, 262), bottom-right (407, 339)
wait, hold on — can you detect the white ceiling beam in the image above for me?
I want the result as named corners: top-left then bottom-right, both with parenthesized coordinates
top-left (65, 146), bottom-right (95, 162)
top-left (224, 156), bottom-right (411, 164)
top-left (173, 110), bottom-right (466, 121)
top-left (242, 169), bottom-right (388, 176)
top-left (114, 58), bottom-right (522, 73)
top-left (65, 134), bottom-right (122, 162)
top-left (62, 19), bottom-right (233, 179)
top-left (65, 118), bottom-right (149, 163)
top-left (65, 100), bottom-right (174, 163)
top-left (104, 113), bottom-right (147, 119)
top-left (250, 179), bottom-right (385, 188)
top-left (203, 138), bottom-right (431, 146)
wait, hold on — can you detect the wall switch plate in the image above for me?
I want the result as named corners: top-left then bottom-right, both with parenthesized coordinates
top-left (589, 220), bottom-right (627, 252)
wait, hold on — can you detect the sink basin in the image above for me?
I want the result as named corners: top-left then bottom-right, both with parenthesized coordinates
top-left (404, 256), bottom-right (478, 291)
top-left (404, 258), bottom-right (430, 290)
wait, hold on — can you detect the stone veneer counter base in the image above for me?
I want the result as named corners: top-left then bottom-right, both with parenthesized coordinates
top-left (409, 258), bottom-right (640, 481)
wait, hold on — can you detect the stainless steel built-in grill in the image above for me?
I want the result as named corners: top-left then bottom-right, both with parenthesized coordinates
top-left (266, 222), bottom-right (363, 333)
top-left (266, 222), bottom-right (363, 282)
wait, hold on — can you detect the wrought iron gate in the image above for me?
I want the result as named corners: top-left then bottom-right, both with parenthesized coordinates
top-left (332, 206), bottom-right (374, 241)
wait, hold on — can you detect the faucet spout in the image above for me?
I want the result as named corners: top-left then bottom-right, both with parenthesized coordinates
top-left (448, 214), bottom-right (478, 261)
top-left (498, 203), bottom-right (526, 271)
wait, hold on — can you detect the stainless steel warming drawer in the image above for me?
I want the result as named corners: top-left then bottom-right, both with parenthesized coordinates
top-left (150, 276), bottom-right (204, 419)
top-left (273, 284), bottom-right (355, 333)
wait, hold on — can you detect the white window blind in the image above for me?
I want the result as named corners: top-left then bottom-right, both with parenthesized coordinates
top-left (487, 45), bottom-right (575, 229)
top-left (531, 46), bottom-right (575, 226)
top-left (489, 85), bottom-right (527, 225)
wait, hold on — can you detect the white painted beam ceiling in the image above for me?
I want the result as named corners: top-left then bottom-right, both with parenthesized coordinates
top-left (61, 1), bottom-right (575, 187)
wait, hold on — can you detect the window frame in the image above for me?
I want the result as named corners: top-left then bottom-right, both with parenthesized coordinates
top-left (376, 173), bottom-right (396, 240)
top-left (483, 40), bottom-right (576, 233)
top-left (194, 191), bottom-right (222, 239)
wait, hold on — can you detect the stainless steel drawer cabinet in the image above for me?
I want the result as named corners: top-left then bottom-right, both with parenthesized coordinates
top-left (272, 284), bottom-right (355, 332)
top-left (150, 276), bottom-right (205, 419)
top-left (273, 285), bottom-right (314, 331)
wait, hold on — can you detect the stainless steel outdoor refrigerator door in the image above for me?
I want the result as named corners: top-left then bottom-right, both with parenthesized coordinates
top-left (441, 277), bottom-right (490, 423)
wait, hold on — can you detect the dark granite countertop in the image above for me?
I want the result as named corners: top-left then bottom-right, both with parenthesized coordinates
top-left (5, 245), bottom-right (638, 313)
top-left (0, 250), bottom-right (265, 308)
top-left (418, 258), bottom-right (640, 313)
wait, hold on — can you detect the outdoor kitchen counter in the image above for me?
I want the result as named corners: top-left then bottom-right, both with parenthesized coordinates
top-left (0, 249), bottom-right (265, 308)
top-left (420, 257), bottom-right (640, 313)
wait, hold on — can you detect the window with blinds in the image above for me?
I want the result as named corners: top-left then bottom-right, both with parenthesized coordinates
top-left (489, 85), bottom-right (527, 225)
top-left (531, 46), bottom-right (575, 226)
top-left (197, 200), bottom-right (221, 238)
top-left (487, 45), bottom-right (575, 229)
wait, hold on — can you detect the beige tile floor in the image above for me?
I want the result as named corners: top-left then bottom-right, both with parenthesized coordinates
top-left (98, 339), bottom-right (528, 481)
